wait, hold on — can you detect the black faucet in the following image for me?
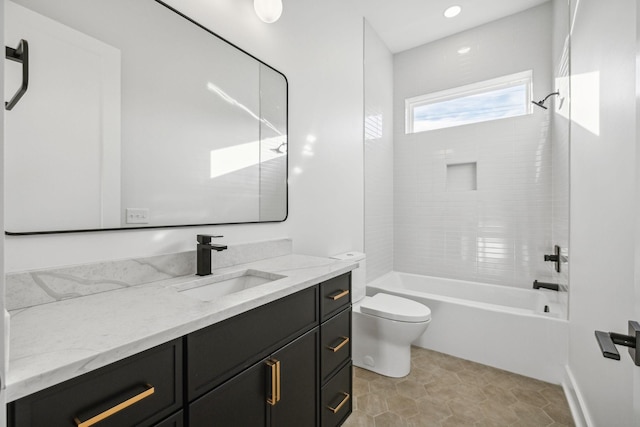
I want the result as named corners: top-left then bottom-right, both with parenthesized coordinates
top-left (196, 234), bottom-right (228, 276)
top-left (533, 280), bottom-right (559, 291)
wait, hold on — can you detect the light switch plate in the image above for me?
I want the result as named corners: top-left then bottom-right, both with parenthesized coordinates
top-left (126, 208), bottom-right (149, 224)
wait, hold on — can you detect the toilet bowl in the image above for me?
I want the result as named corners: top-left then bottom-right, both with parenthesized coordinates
top-left (330, 252), bottom-right (431, 378)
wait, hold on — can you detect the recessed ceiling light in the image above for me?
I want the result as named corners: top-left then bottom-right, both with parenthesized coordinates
top-left (444, 5), bottom-right (462, 18)
top-left (457, 46), bottom-right (471, 54)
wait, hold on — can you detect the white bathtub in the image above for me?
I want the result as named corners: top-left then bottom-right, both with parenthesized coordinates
top-left (367, 271), bottom-right (568, 384)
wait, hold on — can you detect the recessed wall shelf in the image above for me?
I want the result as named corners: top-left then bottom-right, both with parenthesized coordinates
top-left (446, 162), bottom-right (477, 191)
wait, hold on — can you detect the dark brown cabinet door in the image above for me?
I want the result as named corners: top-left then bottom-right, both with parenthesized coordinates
top-left (321, 363), bottom-right (352, 427)
top-left (270, 329), bottom-right (319, 427)
top-left (189, 361), bottom-right (267, 427)
top-left (188, 329), bottom-right (318, 427)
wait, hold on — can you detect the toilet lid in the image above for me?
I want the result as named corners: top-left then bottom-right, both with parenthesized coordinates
top-left (360, 293), bottom-right (431, 323)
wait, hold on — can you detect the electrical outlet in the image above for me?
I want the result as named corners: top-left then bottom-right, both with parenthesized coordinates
top-left (126, 208), bottom-right (149, 224)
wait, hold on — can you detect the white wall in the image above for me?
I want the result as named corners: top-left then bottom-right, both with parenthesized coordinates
top-left (393, 4), bottom-right (557, 289)
top-left (568, 0), bottom-right (636, 425)
top-left (5, 0), bottom-right (365, 272)
top-left (364, 21), bottom-right (394, 283)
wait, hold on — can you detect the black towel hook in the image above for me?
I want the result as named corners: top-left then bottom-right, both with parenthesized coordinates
top-left (5, 39), bottom-right (29, 111)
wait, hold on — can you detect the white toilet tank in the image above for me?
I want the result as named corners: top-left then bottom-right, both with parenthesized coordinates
top-left (330, 252), bottom-right (366, 303)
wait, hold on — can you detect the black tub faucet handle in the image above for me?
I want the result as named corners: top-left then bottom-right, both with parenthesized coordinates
top-left (544, 245), bottom-right (562, 273)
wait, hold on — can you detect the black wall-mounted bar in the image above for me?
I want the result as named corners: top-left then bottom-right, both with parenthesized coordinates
top-left (595, 321), bottom-right (640, 366)
top-left (544, 245), bottom-right (561, 273)
top-left (5, 39), bottom-right (29, 111)
top-left (533, 280), bottom-right (559, 291)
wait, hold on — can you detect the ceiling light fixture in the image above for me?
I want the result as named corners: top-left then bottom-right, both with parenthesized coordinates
top-left (254, 0), bottom-right (283, 23)
top-left (444, 5), bottom-right (462, 18)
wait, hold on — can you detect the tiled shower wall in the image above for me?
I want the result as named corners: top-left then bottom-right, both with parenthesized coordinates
top-left (393, 4), bottom-right (560, 289)
top-left (364, 21), bottom-right (394, 283)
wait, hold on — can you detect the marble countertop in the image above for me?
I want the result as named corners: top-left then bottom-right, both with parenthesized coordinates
top-left (6, 254), bottom-right (358, 402)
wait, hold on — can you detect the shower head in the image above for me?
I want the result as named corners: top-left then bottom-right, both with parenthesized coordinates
top-left (532, 91), bottom-right (560, 110)
top-left (532, 100), bottom-right (548, 110)
top-left (270, 142), bottom-right (287, 154)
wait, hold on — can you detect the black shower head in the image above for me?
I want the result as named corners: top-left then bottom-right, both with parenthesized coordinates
top-left (270, 142), bottom-right (287, 154)
top-left (532, 100), bottom-right (548, 110)
top-left (532, 91), bottom-right (560, 110)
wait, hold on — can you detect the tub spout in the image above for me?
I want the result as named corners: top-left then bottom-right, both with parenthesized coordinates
top-left (533, 280), bottom-right (559, 291)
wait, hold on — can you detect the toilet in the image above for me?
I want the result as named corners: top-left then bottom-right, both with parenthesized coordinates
top-left (330, 252), bottom-right (431, 378)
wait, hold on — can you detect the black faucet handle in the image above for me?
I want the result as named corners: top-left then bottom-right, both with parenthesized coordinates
top-left (197, 234), bottom-right (224, 244)
top-left (543, 245), bottom-right (562, 273)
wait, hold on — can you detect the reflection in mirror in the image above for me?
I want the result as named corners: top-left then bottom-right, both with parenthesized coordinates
top-left (4, 0), bottom-right (287, 234)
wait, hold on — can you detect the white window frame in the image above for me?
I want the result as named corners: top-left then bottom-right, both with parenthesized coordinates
top-left (405, 70), bottom-right (533, 134)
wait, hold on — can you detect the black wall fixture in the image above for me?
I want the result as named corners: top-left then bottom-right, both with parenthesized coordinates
top-left (533, 280), bottom-right (559, 291)
top-left (595, 321), bottom-right (640, 366)
top-left (5, 39), bottom-right (29, 111)
top-left (544, 245), bottom-right (562, 273)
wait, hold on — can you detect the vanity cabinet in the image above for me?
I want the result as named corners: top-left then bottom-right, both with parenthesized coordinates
top-left (8, 338), bottom-right (183, 427)
top-left (189, 329), bottom-right (318, 426)
top-left (7, 272), bottom-right (353, 427)
top-left (187, 273), bottom-right (352, 427)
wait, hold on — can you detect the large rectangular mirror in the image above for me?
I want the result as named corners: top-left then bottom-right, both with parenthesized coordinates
top-left (4, 0), bottom-right (288, 235)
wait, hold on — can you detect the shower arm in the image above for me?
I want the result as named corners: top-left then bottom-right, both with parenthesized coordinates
top-left (539, 91), bottom-right (560, 104)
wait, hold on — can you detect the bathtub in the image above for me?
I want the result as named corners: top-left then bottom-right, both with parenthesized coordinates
top-left (367, 271), bottom-right (568, 384)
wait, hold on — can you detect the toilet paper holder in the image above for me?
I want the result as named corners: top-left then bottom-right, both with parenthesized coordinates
top-left (595, 321), bottom-right (640, 366)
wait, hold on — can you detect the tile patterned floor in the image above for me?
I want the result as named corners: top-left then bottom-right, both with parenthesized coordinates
top-left (343, 347), bottom-right (575, 427)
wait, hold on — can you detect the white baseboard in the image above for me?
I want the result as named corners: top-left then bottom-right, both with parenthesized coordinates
top-left (562, 365), bottom-right (593, 427)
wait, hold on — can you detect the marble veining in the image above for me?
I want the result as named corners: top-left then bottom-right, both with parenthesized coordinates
top-left (7, 249), bottom-right (356, 403)
top-left (6, 238), bottom-right (293, 311)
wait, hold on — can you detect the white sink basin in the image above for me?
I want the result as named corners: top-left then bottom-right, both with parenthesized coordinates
top-left (174, 269), bottom-right (286, 302)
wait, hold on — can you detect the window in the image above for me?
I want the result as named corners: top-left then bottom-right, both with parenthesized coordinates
top-left (405, 70), bottom-right (533, 133)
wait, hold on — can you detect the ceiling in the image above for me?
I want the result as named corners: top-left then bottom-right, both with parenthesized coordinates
top-left (361, 0), bottom-right (550, 53)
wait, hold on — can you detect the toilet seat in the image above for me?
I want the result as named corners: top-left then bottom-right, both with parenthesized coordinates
top-left (360, 293), bottom-right (431, 323)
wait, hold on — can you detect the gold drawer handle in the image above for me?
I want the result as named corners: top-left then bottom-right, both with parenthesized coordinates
top-left (266, 359), bottom-right (281, 405)
top-left (74, 384), bottom-right (155, 427)
top-left (328, 289), bottom-right (349, 301)
top-left (327, 336), bottom-right (350, 353)
top-left (327, 392), bottom-right (350, 414)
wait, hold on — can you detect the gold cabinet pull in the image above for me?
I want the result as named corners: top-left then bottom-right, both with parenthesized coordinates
top-left (74, 384), bottom-right (155, 427)
top-left (275, 359), bottom-right (281, 403)
top-left (327, 336), bottom-right (350, 353)
top-left (328, 289), bottom-right (349, 301)
top-left (266, 359), bottom-right (281, 405)
top-left (327, 392), bottom-right (350, 414)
